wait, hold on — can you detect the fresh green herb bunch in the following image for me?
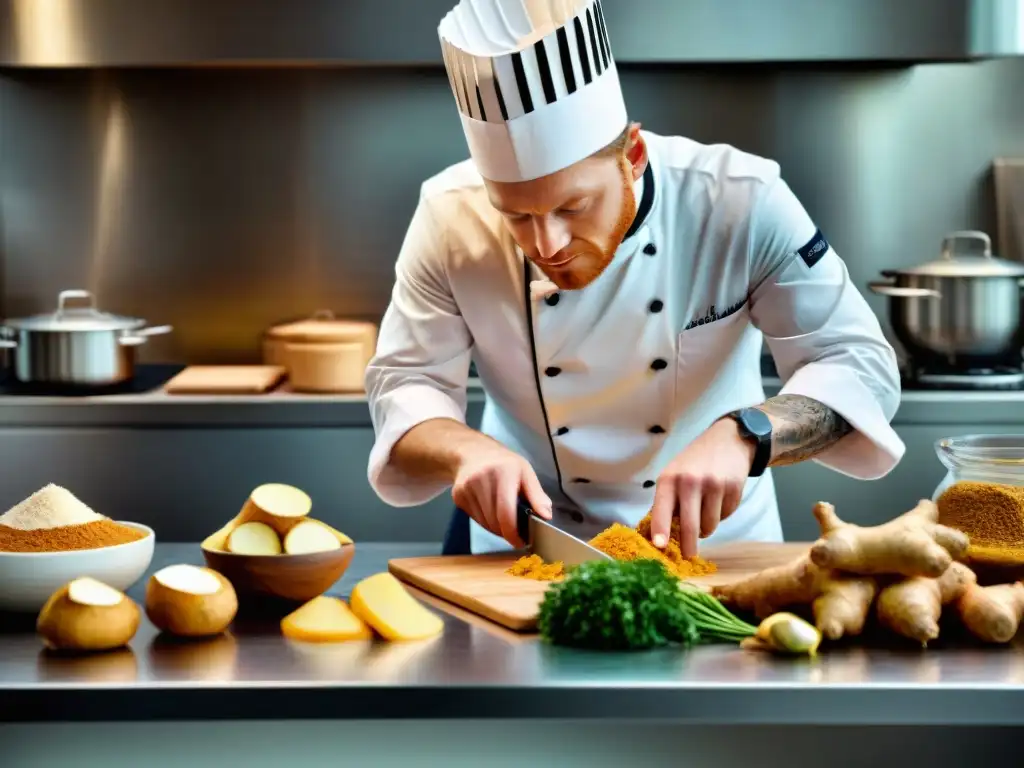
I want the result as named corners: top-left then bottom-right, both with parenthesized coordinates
top-left (538, 558), bottom-right (756, 651)
top-left (538, 559), bottom-right (697, 650)
top-left (676, 583), bottom-right (759, 644)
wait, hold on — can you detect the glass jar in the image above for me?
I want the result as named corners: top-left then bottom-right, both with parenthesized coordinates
top-left (933, 434), bottom-right (1024, 500)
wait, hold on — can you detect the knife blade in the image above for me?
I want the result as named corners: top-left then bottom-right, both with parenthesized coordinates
top-left (515, 499), bottom-right (612, 568)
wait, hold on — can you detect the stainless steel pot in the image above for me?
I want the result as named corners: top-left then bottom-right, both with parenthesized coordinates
top-left (869, 231), bottom-right (1024, 369)
top-left (0, 289), bottom-right (173, 386)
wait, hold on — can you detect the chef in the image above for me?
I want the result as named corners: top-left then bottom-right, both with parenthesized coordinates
top-left (365, 0), bottom-right (905, 558)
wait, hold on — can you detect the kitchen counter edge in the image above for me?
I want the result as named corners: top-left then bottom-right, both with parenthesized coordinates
top-left (0, 379), bottom-right (1017, 427)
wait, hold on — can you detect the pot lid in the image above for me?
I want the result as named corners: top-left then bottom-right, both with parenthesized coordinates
top-left (3, 290), bottom-right (145, 332)
top-left (266, 310), bottom-right (378, 343)
top-left (890, 230), bottom-right (1024, 277)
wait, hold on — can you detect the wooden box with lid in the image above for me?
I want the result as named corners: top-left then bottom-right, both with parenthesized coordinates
top-left (263, 311), bottom-right (378, 393)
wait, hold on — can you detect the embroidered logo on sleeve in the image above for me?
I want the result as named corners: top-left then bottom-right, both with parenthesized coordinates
top-left (798, 229), bottom-right (830, 268)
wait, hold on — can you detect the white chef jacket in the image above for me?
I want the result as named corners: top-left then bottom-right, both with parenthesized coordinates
top-left (365, 131), bottom-right (905, 554)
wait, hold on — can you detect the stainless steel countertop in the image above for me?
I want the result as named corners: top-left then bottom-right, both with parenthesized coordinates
top-left (0, 379), bottom-right (484, 427)
top-left (2, 543), bottom-right (1024, 724)
top-left (0, 378), bottom-right (1022, 427)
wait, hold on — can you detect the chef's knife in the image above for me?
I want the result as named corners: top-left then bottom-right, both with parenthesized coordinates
top-left (515, 499), bottom-right (612, 568)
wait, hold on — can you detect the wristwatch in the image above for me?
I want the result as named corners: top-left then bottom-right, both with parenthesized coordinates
top-left (724, 407), bottom-right (773, 477)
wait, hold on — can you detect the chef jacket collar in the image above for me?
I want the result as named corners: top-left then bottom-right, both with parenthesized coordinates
top-left (623, 158), bottom-right (655, 242)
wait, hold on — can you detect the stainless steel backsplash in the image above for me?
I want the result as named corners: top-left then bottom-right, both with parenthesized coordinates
top-left (1, 61), bottom-right (1024, 363)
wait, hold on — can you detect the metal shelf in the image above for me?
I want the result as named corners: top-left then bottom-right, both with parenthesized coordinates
top-left (1, 0), bottom-right (1021, 68)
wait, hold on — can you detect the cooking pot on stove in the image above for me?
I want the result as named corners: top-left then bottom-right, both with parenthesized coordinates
top-left (0, 290), bottom-right (173, 386)
top-left (869, 230), bottom-right (1024, 370)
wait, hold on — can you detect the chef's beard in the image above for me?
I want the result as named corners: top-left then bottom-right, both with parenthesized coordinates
top-left (534, 161), bottom-right (639, 291)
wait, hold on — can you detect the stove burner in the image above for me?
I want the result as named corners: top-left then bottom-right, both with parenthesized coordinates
top-left (903, 365), bottom-right (1024, 391)
top-left (0, 364), bottom-right (185, 396)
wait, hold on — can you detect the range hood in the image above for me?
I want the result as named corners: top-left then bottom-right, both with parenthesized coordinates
top-left (0, 0), bottom-right (1021, 67)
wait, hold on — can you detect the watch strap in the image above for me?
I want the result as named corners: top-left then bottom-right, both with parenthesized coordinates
top-left (728, 408), bottom-right (772, 478)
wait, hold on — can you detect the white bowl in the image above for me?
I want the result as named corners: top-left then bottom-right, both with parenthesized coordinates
top-left (0, 521), bottom-right (155, 613)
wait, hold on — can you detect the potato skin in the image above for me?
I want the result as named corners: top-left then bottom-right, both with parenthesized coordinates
top-left (145, 568), bottom-right (238, 637)
top-left (37, 584), bottom-right (141, 652)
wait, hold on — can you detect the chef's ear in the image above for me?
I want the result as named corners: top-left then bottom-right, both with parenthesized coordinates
top-left (624, 122), bottom-right (647, 181)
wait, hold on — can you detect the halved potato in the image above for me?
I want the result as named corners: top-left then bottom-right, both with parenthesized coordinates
top-left (238, 483), bottom-right (312, 536)
top-left (37, 577), bottom-right (141, 652)
top-left (145, 564), bottom-right (238, 637)
top-left (227, 521), bottom-right (282, 555)
top-left (283, 520), bottom-right (343, 555)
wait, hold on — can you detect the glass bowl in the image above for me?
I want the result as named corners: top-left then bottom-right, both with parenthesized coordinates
top-left (934, 434), bottom-right (1024, 493)
top-left (934, 434), bottom-right (1024, 578)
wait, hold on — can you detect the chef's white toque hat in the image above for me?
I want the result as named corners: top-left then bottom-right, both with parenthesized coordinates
top-left (438, 0), bottom-right (628, 183)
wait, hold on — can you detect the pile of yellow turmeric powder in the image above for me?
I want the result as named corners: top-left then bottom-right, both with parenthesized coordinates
top-left (505, 512), bottom-right (717, 582)
top-left (506, 554), bottom-right (566, 580)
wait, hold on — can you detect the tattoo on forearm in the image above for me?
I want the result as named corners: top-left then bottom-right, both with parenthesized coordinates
top-left (756, 395), bottom-right (853, 467)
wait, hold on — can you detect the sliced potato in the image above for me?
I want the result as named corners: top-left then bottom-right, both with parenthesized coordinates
top-left (238, 483), bottom-right (312, 536)
top-left (283, 520), bottom-right (343, 555)
top-left (201, 512), bottom-right (245, 552)
top-left (227, 521), bottom-right (282, 555)
top-left (281, 596), bottom-right (373, 642)
top-left (145, 564), bottom-right (238, 637)
top-left (37, 577), bottom-right (141, 652)
top-left (350, 572), bottom-right (444, 641)
top-left (316, 519), bottom-right (353, 546)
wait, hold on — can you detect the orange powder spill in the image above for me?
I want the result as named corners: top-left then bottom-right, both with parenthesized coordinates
top-left (505, 553), bottom-right (565, 581)
top-left (505, 514), bottom-right (718, 582)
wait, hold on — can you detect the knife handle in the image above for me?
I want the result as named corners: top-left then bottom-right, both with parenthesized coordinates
top-left (516, 497), bottom-right (533, 546)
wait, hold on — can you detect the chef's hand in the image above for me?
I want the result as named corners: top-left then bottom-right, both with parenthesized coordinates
top-left (649, 417), bottom-right (756, 558)
top-left (452, 442), bottom-right (553, 548)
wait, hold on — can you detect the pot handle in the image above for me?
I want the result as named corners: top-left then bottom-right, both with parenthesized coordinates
top-left (941, 230), bottom-right (992, 259)
top-left (868, 281), bottom-right (942, 299)
top-left (133, 324), bottom-right (173, 338)
top-left (56, 289), bottom-right (98, 316)
top-left (119, 325), bottom-right (173, 346)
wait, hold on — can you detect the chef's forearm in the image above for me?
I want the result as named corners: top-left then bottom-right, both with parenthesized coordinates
top-left (389, 418), bottom-right (491, 481)
top-left (754, 394), bottom-right (854, 467)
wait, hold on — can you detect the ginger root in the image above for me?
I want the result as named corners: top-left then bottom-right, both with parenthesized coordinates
top-left (711, 556), bottom-right (820, 619)
top-left (713, 500), bottom-right (999, 650)
top-left (956, 581), bottom-right (1024, 644)
top-left (809, 500), bottom-right (969, 578)
top-left (812, 572), bottom-right (878, 641)
top-left (876, 562), bottom-right (976, 645)
top-left (711, 555), bottom-right (877, 641)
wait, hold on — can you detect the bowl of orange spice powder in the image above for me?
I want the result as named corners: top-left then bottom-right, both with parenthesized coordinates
top-left (0, 484), bottom-right (154, 613)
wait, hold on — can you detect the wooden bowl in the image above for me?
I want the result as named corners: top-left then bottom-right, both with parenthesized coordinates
top-left (200, 524), bottom-right (354, 605)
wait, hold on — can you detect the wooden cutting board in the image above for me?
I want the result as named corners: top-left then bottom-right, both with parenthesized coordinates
top-left (389, 541), bottom-right (810, 632)
top-left (164, 365), bottom-right (286, 394)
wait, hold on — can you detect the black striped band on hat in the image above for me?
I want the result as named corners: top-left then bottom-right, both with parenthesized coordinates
top-left (443, 0), bottom-right (615, 124)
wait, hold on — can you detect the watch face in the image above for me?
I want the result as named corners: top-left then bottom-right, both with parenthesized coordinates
top-left (743, 407), bottom-right (773, 438)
